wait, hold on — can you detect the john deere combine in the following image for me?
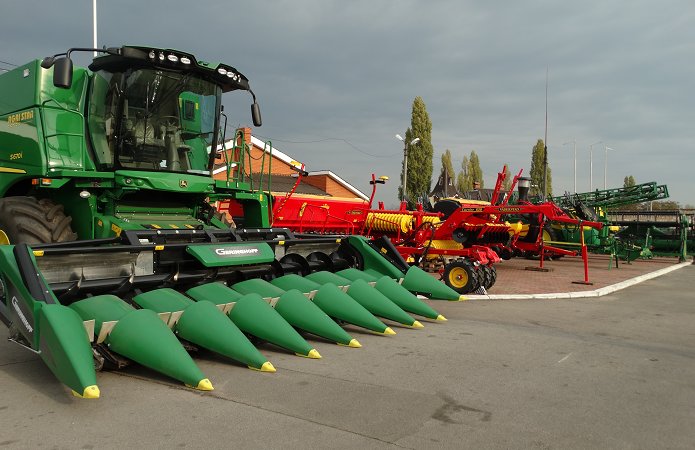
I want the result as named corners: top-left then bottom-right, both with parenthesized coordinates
top-left (0, 45), bottom-right (459, 399)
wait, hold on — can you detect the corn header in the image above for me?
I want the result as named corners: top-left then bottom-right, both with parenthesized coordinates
top-left (0, 45), bottom-right (459, 399)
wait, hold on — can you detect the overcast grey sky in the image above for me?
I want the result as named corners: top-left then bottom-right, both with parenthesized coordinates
top-left (2, 0), bottom-right (693, 206)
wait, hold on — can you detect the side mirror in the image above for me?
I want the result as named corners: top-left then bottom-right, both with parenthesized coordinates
top-left (251, 102), bottom-right (262, 127)
top-left (53, 57), bottom-right (73, 89)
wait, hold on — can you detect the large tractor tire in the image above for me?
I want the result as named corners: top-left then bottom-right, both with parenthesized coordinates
top-left (442, 259), bottom-right (479, 294)
top-left (480, 265), bottom-right (497, 289)
top-left (0, 197), bottom-right (77, 244)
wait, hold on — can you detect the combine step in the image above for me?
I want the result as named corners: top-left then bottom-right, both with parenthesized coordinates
top-left (270, 274), bottom-right (394, 335)
top-left (305, 271), bottom-right (422, 328)
top-left (132, 288), bottom-right (274, 373)
top-left (69, 295), bottom-right (212, 391)
top-left (231, 279), bottom-right (359, 348)
top-left (186, 284), bottom-right (319, 359)
top-left (336, 268), bottom-right (446, 321)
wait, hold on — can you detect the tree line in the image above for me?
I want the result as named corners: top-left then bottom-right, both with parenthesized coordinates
top-left (399, 97), bottom-right (690, 209)
top-left (399, 97), bottom-right (551, 204)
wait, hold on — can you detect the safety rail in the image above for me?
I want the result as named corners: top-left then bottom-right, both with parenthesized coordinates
top-left (216, 129), bottom-right (273, 194)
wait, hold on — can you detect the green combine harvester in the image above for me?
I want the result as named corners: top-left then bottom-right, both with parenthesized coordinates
top-left (0, 45), bottom-right (460, 399)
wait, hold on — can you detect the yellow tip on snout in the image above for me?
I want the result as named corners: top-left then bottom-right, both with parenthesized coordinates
top-left (297, 349), bottom-right (322, 359)
top-left (250, 361), bottom-right (277, 373)
top-left (338, 338), bottom-right (362, 348)
top-left (383, 327), bottom-right (397, 335)
top-left (458, 295), bottom-right (468, 301)
top-left (410, 320), bottom-right (424, 329)
top-left (436, 314), bottom-right (448, 322)
top-left (191, 378), bottom-right (214, 391)
top-left (72, 385), bottom-right (100, 399)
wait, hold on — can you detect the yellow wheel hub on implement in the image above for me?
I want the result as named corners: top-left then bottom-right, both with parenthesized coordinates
top-left (448, 266), bottom-right (469, 289)
top-left (0, 229), bottom-right (10, 245)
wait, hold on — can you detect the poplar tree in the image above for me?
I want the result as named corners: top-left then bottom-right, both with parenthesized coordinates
top-left (501, 164), bottom-right (512, 192)
top-left (529, 139), bottom-right (552, 197)
top-left (457, 155), bottom-right (471, 193)
top-left (399, 97), bottom-right (434, 205)
top-left (441, 150), bottom-right (456, 196)
top-left (468, 150), bottom-right (483, 189)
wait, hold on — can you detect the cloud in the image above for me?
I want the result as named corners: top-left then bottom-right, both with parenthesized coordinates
top-left (1, 0), bottom-right (692, 204)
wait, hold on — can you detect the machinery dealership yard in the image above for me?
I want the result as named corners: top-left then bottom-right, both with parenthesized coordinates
top-left (1, 257), bottom-right (693, 449)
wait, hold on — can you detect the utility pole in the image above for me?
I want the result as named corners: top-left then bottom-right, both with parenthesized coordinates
top-left (542, 67), bottom-right (548, 199)
top-left (589, 141), bottom-right (602, 191)
top-left (93, 0), bottom-right (98, 57)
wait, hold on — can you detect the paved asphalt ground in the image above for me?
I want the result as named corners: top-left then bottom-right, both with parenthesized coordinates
top-left (1, 263), bottom-right (694, 449)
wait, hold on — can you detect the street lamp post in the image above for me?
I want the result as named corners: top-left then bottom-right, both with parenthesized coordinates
top-left (396, 134), bottom-right (420, 201)
top-left (563, 139), bottom-right (577, 193)
top-left (589, 140), bottom-right (602, 191)
top-left (604, 146), bottom-right (615, 190)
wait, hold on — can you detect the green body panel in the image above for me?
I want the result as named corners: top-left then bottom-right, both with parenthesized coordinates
top-left (226, 292), bottom-right (314, 356)
top-left (268, 274), bottom-right (321, 294)
top-left (402, 266), bottom-right (462, 301)
top-left (132, 287), bottom-right (194, 312)
top-left (187, 242), bottom-right (275, 267)
top-left (337, 268), bottom-right (442, 320)
top-left (274, 289), bottom-right (355, 346)
top-left (133, 288), bottom-right (269, 370)
top-left (346, 236), bottom-right (461, 300)
top-left (70, 295), bottom-right (207, 387)
top-left (306, 272), bottom-right (416, 326)
top-left (270, 274), bottom-right (388, 334)
top-left (38, 304), bottom-right (98, 396)
top-left (232, 278), bottom-right (285, 297)
top-left (186, 282), bottom-right (243, 304)
top-left (133, 288), bottom-right (268, 369)
top-left (186, 284), bottom-right (314, 356)
top-left (0, 246), bottom-right (97, 394)
top-left (231, 278), bottom-right (354, 344)
top-left (346, 236), bottom-right (404, 280)
top-left (175, 300), bottom-right (269, 369)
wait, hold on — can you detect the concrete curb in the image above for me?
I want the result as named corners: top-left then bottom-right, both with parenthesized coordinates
top-left (463, 260), bottom-right (692, 301)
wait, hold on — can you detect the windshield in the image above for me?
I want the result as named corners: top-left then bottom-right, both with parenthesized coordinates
top-left (88, 68), bottom-right (220, 174)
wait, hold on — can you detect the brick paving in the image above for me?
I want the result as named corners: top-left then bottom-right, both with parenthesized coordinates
top-left (480, 254), bottom-right (688, 295)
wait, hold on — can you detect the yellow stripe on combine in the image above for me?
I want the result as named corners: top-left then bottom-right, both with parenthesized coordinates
top-left (0, 167), bottom-right (27, 174)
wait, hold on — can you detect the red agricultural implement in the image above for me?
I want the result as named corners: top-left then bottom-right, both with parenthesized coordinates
top-left (219, 169), bottom-right (603, 295)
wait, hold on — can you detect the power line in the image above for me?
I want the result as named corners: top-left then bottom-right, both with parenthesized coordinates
top-left (0, 59), bottom-right (18, 68)
top-left (228, 126), bottom-right (401, 158)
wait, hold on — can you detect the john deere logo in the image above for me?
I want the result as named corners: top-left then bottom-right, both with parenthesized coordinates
top-left (180, 180), bottom-right (188, 188)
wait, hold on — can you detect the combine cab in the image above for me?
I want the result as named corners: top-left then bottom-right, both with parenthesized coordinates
top-left (0, 45), bottom-right (458, 398)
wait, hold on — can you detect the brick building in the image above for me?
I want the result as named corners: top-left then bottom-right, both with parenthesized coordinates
top-left (213, 128), bottom-right (368, 201)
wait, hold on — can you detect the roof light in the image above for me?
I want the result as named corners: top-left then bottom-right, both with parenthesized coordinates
top-left (158, 52), bottom-right (165, 61)
top-left (167, 54), bottom-right (178, 63)
top-left (148, 50), bottom-right (156, 60)
top-left (217, 67), bottom-right (227, 75)
top-left (180, 56), bottom-right (191, 65)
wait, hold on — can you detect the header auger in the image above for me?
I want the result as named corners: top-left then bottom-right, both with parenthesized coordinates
top-left (0, 45), bottom-right (457, 399)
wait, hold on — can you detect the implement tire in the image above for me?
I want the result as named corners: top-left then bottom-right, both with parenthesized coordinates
top-left (442, 259), bottom-right (478, 294)
top-left (0, 197), bottom-right (77, 244)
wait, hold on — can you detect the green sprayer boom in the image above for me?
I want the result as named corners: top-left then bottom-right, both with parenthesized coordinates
top-left (0, 45), bottom-right (457, 399)
top-left (552, 182), bottom-right (669, 211)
